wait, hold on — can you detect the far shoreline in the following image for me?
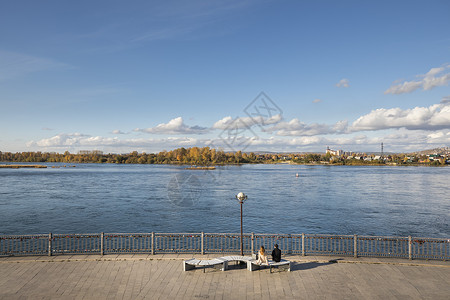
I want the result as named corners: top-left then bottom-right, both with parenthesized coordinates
top-left (1, 147), bottom-right (448, 167)
top-left (1, 161), bottom-right (448, 168)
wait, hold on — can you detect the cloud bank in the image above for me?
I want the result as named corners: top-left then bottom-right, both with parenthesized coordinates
top-left (385, 65), bottom-right (450, 94)
top-left (26, 129), bottom-right (450, 153)
top-left (134, 117), bottom-right (209, 134)
top-left (265, 119), bottom-right (348, 136)
top-left (26, 103), bottom-right (450, 153)
top-left (212, 114), bottom-right (282, 130)
top-left (351, 103), bottom-right (450, 131)
top-left (27, 133), bottom-right (199, 150)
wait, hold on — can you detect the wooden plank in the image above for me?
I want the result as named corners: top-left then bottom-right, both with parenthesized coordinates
top-left (1, 255), bottom-right (449, 299)
top-left (139, 260), bottom-right (172, 299)
top-left (153, 259), bottom-right (181, 299)
top-left (165, 261), bottom-right (189, 299)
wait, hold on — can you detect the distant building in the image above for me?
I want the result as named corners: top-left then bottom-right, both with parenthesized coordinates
top-left (326, 147), bottom-right (343, 156)
top-left (427, 154), bottom-right (441, 160)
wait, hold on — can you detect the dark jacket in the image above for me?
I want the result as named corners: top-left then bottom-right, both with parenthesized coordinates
top-left (272, 247), bottom-right (281, 262)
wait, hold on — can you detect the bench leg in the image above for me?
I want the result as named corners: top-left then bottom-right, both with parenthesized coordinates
top-left (213, 262), bottom-right (226, 271)
top-left (282, 262), bottom-right (291, 272)
top-left (183, 262), bottom-right (195, 271)
top-left (247, 262), bottom-right (259, 271)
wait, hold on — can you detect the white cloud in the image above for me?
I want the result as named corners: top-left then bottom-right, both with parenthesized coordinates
top-left (27, 133), bottom-right (201, 152)
top-left (265, 119), bottom-right (348, 136)
top-left (112, 130), bottom-right (127, 135)
top-left (333, 120), bottom-right (349, 132)
top-left (351, 103), bottom-right (450, 131)
top-left (385, 65), bottom-right (450, 94)
top-left (134, 117), bottom-right (209, 134)
top-left (212, 114), bottom-right (282, 130)
top-left (384, 80), bottom-right (422, 94)
top-left (27, 133), bottom-right (90, 148)
top-left (212, 116), bottom-right (249, 130)
top-left (336, 78), bottom-right (349, 88)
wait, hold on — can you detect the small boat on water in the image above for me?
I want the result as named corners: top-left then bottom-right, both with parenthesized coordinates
top-left (295, 173), bottom-right (299, 177)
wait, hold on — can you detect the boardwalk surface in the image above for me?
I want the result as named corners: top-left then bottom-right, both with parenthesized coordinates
top-left (0, 254), bottom-right (449, 299)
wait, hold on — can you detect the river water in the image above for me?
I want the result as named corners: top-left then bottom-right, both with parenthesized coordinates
top-left (0, 163), bottom-right (448, 238)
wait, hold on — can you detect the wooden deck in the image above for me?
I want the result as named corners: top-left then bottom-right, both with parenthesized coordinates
top-left (0, 254), bottom-right (448, 299)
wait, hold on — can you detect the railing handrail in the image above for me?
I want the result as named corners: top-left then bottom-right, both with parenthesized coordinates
top-left (4, 232), bottom-right (436, 238)
top-left (1, 232), bottom-right (448, 261)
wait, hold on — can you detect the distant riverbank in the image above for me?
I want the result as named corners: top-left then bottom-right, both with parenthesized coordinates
top-left (0, 147), bottom-right (448, 167)
top-left (1, 161), bottom-right (448, 168)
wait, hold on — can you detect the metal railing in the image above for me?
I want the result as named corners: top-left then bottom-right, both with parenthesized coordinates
top-left (0, 232), bottom-right (448, 261)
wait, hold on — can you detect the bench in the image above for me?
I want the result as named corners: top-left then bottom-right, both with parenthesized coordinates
top-left (183, 258), bottom-right (227, 272)
top-left (268, 259), bottom-right (291, 273)
top-left (248, 254), bottom-right (291, 272)
top-left (219, 255), bottom-right (256, 271)
top-left (183, 256), bottom-right (291, 272)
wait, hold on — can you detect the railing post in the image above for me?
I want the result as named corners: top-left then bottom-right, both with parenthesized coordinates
top-left (48, 233), bottom-right (52, 256)
top-left (201, 232), bottom-right (204, 255)
top-left (251, 232), bottom-right (254, 254)
top-left (151, 232), bottom-right (155, 255)
top-left (100, 232), bottom-right (104, 256)
top-left (445, 240), bottom-right (448, 262)
top-left (408, 236), bottom-right (412, 260)
top-left (288, 234), bottom-right (292, 254)
top-left (302, 233), bottom-right (305, 256)
top-left (354, 234), bottom-right (358, 258)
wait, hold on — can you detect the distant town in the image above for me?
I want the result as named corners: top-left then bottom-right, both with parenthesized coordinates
top-left (0, 146), bottom-right (449, 166)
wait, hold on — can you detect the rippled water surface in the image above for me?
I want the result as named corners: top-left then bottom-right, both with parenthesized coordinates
top-left (0, 163), bottom-right (448, 237)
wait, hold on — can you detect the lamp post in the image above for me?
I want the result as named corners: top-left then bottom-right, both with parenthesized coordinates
top-left (235, 192), bottom-right (248, 256)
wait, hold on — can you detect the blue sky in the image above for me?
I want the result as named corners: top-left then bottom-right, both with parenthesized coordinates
top-left (1, 0), bottom-right (449, 153)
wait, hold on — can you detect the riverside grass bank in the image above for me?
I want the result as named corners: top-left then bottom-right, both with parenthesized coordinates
top-left (1, 232), bottom-right (448, 261)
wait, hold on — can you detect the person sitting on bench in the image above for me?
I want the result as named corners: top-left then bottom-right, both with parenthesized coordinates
top-left (272, 244), bottom-right (281, 262)
top-left (256, 246), bottom-right (269, 265)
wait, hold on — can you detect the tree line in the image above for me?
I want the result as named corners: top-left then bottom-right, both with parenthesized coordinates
top-left (0, 148), bottom-right (263, 165)
top-left (0, 148), bottom-right (446, 165)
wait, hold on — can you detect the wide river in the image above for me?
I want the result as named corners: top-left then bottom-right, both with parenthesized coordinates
top-left (0, 163), bottom-right (448, 238)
